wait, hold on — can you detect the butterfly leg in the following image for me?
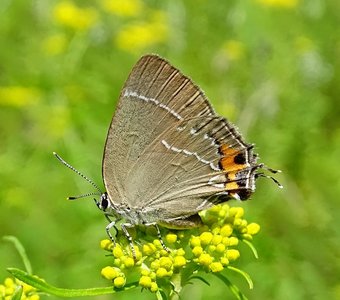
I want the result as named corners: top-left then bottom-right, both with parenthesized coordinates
top-left (104, 214), bottom-right (119, 247)
top-left (154, 223), bottom-right (170, 253)
top-left (121, 223), bottom-right (137, 259)
top-left (144, 222), bottom-right (170, 253)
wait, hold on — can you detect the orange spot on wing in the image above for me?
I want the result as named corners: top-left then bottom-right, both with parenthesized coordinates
top-left (219, 144), bottom-right (238, 156)
top-left (219, 144), bottom-right (247, 172)
top-left (225, 182), bottom-right (239, 190)
top-left (220, 156), bottom-right (246, 172)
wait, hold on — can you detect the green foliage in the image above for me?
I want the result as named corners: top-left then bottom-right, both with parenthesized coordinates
top-left (0, 0), bottom-right (339, 299)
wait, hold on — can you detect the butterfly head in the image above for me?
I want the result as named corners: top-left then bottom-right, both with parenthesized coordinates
top-left (96, 192), bottom-right (111, 212)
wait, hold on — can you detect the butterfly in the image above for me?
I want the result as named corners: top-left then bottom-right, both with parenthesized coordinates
top-left (55, 54), bottom-right (281, 257)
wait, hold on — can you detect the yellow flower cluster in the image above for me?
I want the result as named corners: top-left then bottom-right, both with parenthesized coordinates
top-left (100, 204), bottom-right (260, 293)
top-left (0, 86), bottom-right (40, 107)
top-left (101, 0), bottom-right (143, 17)
top-left (256, 0), bottom-right (299, 9)
top-left (116, 11), bottom-right (168, 53)
top-left (53, 1), bottom-right (98, 31)
top-left (48, 1), bottom-right (169, 54)
top-left (189, 205), bottom-right (260, 272)
top-left (101, 238), bottom-right (187, 292)
top-left (0, 277), bottom-right (39, 300)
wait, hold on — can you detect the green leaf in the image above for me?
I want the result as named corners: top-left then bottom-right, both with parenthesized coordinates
top-left (227, 266), bottom-right (254, 290)
top-left (214, 272), bottom-right (248, 300)
top-left (12, 285), bottom-right (23, 300)
top-left (7, 268), bottom-right (138, 297)
top-left (3, 235), bottom-right (32, 274)
top-left (189, 275), bottom-right (210, 286)
top-left (156, 290), bottom-right (167, 300)
top-left (242, 239), bottom-right (259, 259)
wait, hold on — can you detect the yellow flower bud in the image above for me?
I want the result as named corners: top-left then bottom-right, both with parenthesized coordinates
top-left (159, 257), bottom-right (173, 270)
top-left (165, 233), bottom-right (177, 244)
top-left (209, 262), bottom-right (224, 272)
top-left (4, 278), bottom-right (14, 287)
top-left (215, 243), bottom-right (226, 253)
top-left (150, 260), bottom-right (160, 270)
top-left (211, 235), bottom-right (222, 245)
top-left (192, 246), bottom-right (203, 257)
top-left (240, 227), bottom-right (248, 234)
top-left (190, 236), bottom-right (201, 247)
top-left (247, 223), bottom-right (260, 235)
top-left (113, 276), bottom-right (126, 288)
top-left (112, 245), bottom-right (124, 258)
top-left (198, 253), bottom-right (213, 266)
top-left (233, 218), bottom-right (242, 227)
top-left (200, 232), bottom-right (213, 245)
top-left (242, 233), bottom-right (253, 240)
top-left (218, 209), bottom-right (227, 218)
top-left (173, 256), bottom-right (186, 268)
top-left (100, 239), bottom-right (112, 250)
top-left (230, 207), bottom-right (244, 218)
top-left (101, 266), bottom-right (120, 280)
top-left (143, 243), bottom-right (156, 255)
top-left (28, 295), bottom-right (40, 300)
top-left (5, 286), bottom-right (14, 295)
top-left (139, 275), bottom-right (152, 288)
top-left (211, 225), bottom-right (221, 235)
top-left (226, 249), bottom-right (240, 261)
top-left (113, 258), bottom-right (121, 267)
top-left (153, 239), bottom-right (162, 249)
top-left (22, 281), bottom-right (35, 293)
top-left (123, 257), bottom-right (135, 268)
top-left (176, 248), bottom-right (185, 256)
top-left (0, 285), bottom-right (5, 295)
top-left (140, 269), bottom-right (150, 276)
top-left (229, 237), bottom-right (239, 246)
top-left (241, 219), bottom-right (248, 227)
top-left (208, 205), bottom-right (221, 213)
top-left (220, 224), bottom-right (233, 237)
top-left (160, 249), bottom-right (169, 257)
top-left (207, 245), bottom-right (216, 253)
top-left (156, 267), bottom-right (168, 278)
top-left (222, 237), bottom-right (230, 246)
top-left (149, 271), bottom-right (156, 280)
top-left (220, 257), bottom-right (229, 266)
top-left (150, 282), bottom-right (158, 292)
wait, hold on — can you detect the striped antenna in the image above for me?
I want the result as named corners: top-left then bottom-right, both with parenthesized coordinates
top-left (53, 152), bottom-right (103, 196)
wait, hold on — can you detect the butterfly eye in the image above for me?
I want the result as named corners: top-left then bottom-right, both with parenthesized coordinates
top-left (99, 193), bottom-right (109, 211)
top-left (101, 198), bottom-right (108, 210)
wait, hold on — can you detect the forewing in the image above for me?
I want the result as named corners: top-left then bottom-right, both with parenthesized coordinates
top-left (102, 55), bottom-right (216, 206)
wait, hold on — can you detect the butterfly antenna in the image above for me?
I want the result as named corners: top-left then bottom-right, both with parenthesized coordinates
top-left (256, 172), bottom-right (283, 189)
top-left (258, 163), bottom-right (282, 174)
top-left (53, 152), bottom-right (103, 195)
top-left (68, 192), bottom-right (100, 200)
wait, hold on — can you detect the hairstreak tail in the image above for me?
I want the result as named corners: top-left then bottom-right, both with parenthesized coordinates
top-left (54, 54), bottom-right (281, 258)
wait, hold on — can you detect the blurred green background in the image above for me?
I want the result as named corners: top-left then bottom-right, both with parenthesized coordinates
top-left (1, 0), bottom-right (339, 299)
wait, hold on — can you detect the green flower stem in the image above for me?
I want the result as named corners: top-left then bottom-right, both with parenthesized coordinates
top-left (169, 272), bottom-right (182, 300)
top-left (3, 236), bottom-right (33, 274)
top-left (7, 268), bottom-right (138, 297)
top-left (227, 266), bottom-right (253, 290)
top-left (241, 239), bottom-right (259, 259)
top-left (214, 272), bottom-right (248, 300)
top-left (12, 285), bottom-right (23, 300)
